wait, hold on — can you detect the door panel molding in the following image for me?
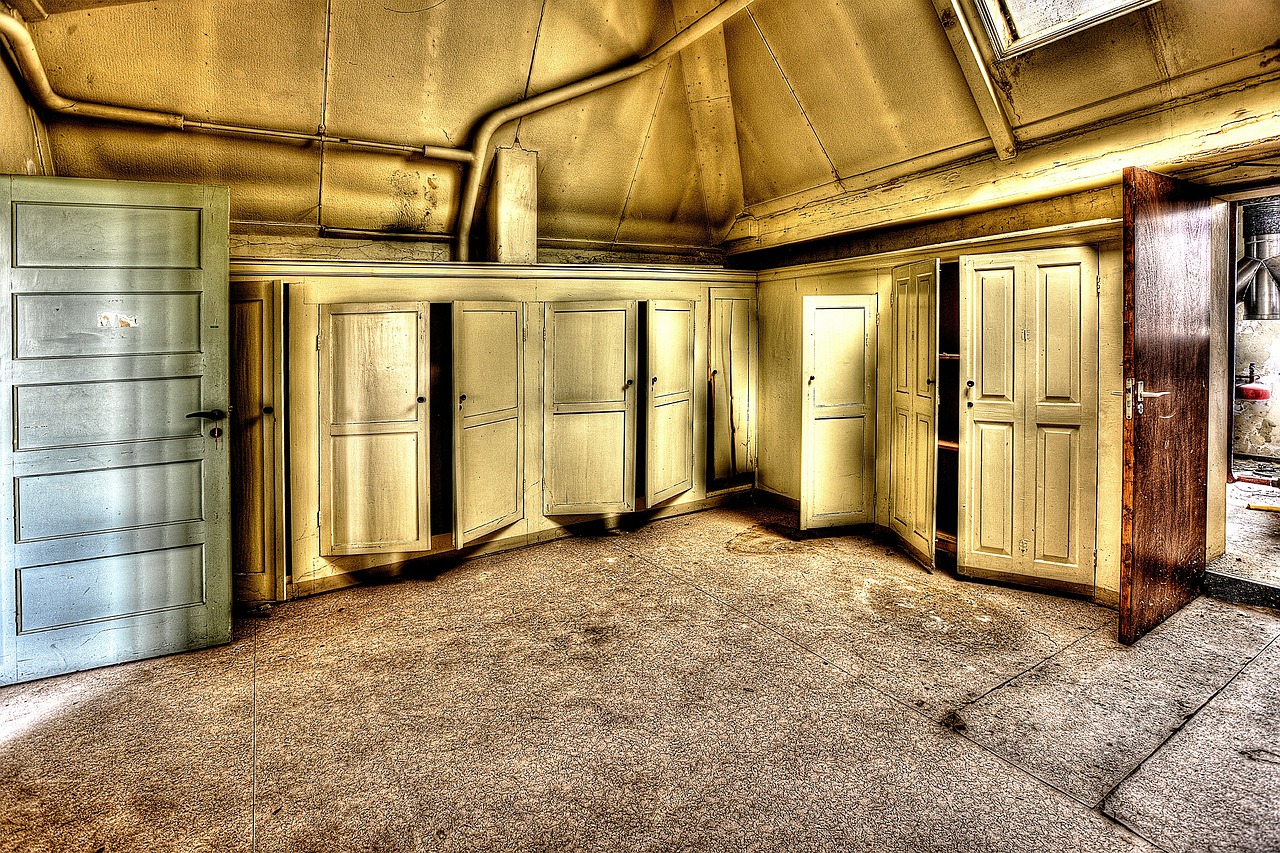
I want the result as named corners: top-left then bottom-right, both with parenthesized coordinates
top-left (454, 301), bottom-right (525, 545)
top-left (801, 295), bottom-right (877, 529)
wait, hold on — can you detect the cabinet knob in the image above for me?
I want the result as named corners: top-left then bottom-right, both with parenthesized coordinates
top-left (966, 380), bottom-right (975, 388)
top-left (417, 396), bottom-right (426, 403)
top-left (625, 379), bottom-right (634, 388)
top-left (262, 406), bottom-right (273, 415)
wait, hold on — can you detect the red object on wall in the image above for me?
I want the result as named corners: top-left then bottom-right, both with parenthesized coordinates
top-left (1236, 382), bottom-right (1271, 400)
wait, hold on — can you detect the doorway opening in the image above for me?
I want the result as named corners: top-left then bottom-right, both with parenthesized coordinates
top-left (1221, 193), bottom-right (1280, 590)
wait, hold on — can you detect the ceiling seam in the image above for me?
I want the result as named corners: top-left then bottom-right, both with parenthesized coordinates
top-left (746, 7), bottom-right (843, 187)
top-left (613, 61), bottom-right (675, 246)
top-left (513, 0), bottom-right (549, 147)
top-left (315, 0), bottom-right (334, 229)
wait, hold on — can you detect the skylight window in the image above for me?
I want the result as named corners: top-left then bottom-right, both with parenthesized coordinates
top-left (974, 0), bottom-right (1162, 58)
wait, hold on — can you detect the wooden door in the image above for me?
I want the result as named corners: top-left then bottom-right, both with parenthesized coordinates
top-left (1120, 167), bottom-right (1212, 644)
top-left (543, 301), bottom-right (637, 515)
top-left (646, 300), bottom-right (695, 505)
top-left (959, 248), bottom-right (1098, 590)
top-left (889, 260), bottom-right (939, 561)
top-left (801, 295), bottom-right (877, 529)
top-left (709, 291), bottom-right (756, 488)
top-left (230, 280), bottom-right (285, 604)
top-left (454, 302), bottom-right (524, 545)
top-left (0, 176), bottom-right (231, 685)
top-left (319, 303), bottom-right (432, 557)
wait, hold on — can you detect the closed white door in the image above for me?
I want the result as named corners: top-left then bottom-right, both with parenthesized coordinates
top-left (959, 248), bottom-right (1098, 589)
top-left (319, 303), bottom-right (432, 557)
top-left (801, 295), bottom-right (877, 529)
top-left (0, 176), bottom-right (230, 685)
top-left (543, 301), bottom-right (638, 515)
top-left (454, 302), bottom-right (525, 545)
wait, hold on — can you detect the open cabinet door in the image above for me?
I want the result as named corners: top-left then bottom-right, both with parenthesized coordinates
top-left (454, 302), bottom-right (524, 545)
top-left (889, 260), bottom-right (939, 562)
top-left (646, 300), bottom-right (695, 505)
top-left (800, 295), bottom-right (877, 529)
top-left (1121, 167), bottom-right (1213, 644)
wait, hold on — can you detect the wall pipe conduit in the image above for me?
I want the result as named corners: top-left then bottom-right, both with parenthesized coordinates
top-left (451, 0), bottom-right (757, 260)
top-left (0, 1), bottom-right (754, 257)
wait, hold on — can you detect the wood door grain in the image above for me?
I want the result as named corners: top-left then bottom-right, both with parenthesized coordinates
top-left (1120, 167), bottom-right (1212, 644)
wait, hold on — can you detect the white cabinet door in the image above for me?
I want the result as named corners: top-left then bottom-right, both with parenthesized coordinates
top-left (709, 291), bottom-right (756, 487)
top-left (801, 295), bottom-right (877, 529)
top-left (646, 300), bottom-right (695, 505)
top-left (889, 260), bottom-right (939, 562)
top-left (543, 301), bottom-right (638, 515)
top-left (319, 303), bottom-right (432, 556)
top-left (959, 248), bottom-right (1098, 589)
top-left (0, 176), bottom-right (230, 685)
top-left (454, 302), bottom-right (525, 545)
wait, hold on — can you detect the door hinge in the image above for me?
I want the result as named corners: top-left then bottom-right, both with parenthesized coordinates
top-left (1096, 274), bottom-right (1102, 297)
top-left (1020, 328), bottom-right (1030, 342)
top-left (316, 334), bottom-right (321, 351)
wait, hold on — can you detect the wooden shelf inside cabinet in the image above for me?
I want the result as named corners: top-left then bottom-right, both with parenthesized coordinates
top-left (937, 439), bottom-right (959, 452)
top-left (935, 531), bottom-right (957, 555)
top-left (938, 353), bottom-right (960, 361)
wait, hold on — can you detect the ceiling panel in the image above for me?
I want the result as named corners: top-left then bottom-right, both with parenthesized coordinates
top-left (323, 0), bottom-right (544, 147)
top-left (615, 56), bottom-right (712, 248)
top-left (723, 10), bottom-right (839, 207)
top-left (29, 0), bottom-right (327, 129)
top-left (745, 0), bottom-right (989, 178)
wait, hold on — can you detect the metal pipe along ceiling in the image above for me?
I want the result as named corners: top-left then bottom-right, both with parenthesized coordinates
top-left (452, 0), bottom-right (758, 260)
top-left (0, 0), bottom-right (756, 258)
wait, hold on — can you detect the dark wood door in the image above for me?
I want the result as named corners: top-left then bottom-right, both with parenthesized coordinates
top-left (1121, 167), bottom-right (1213, 644)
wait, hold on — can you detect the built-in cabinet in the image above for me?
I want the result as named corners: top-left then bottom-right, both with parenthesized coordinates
top-left (229, 279), bottom-right (285, 604)
top-left (958, 248), bottom-right (1099, 592)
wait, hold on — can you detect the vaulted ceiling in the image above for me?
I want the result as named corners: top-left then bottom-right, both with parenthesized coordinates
top-left (8, 0), bottom-right (1280, 258)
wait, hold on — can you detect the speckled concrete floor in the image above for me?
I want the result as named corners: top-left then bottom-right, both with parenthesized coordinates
top-left (1218, 473), bottom-right (1280, 587)
top-left (2, 503), bottom-right (1278, 853)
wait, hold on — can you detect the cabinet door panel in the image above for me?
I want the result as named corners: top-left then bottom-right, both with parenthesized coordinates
top-left (320, 303), bottom-right (431, 556)
top-left (544, 302), bottom-right (636, 515)
top-left (888, 260), bottom-right (939, 561)
top-left (973, 420), bottom-right (1016, 557)
top-left (801, 296), bottom-right (877, 529)
top-left (709, 293), bottom-right (755, 486)
top-left (454, 302), bottom-right (524, 545)
top-left (647, 300), bottom-right (695, 504)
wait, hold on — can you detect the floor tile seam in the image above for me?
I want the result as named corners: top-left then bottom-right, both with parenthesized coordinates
top-left (943, 726), bottom-right (1171, 852)
top-left (950, 620), bottom-right (1116, 715)
top-left (614, 536), bottom-right (1175, 850)
top-left (1096, 630), bottom-right (1280, 813)
top-left (250, 617), bottom-right (259, 853)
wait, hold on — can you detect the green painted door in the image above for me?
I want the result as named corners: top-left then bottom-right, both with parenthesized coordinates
top-left (0, 176), bottom-right (231, 685)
